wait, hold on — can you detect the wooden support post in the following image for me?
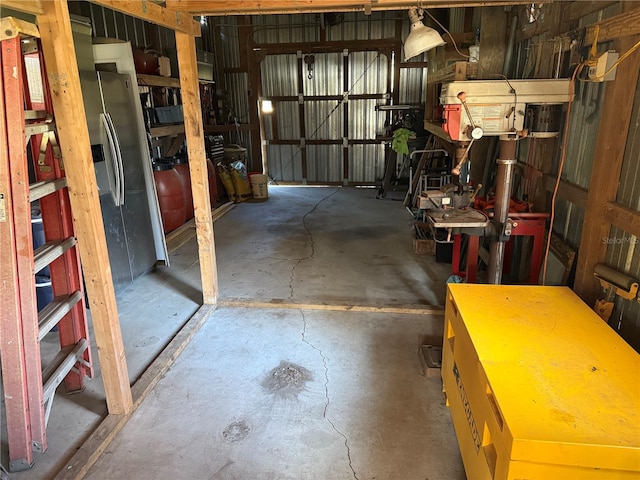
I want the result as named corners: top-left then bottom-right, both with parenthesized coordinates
top-left (176, 30), bottom-right (219, 305)
top-left (247, 34), bottom-right (264, 172)
top-left (36, 1), bottom-right (132, 415)
top-left (573, 34), bottom-right (640, 304)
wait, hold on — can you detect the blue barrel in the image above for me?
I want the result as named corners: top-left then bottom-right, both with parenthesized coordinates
top-left (32, 207), bottom-right (52, 312)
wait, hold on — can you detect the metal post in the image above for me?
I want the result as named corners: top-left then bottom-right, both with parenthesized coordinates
top-left (487, 138), bottom-right (517, 284)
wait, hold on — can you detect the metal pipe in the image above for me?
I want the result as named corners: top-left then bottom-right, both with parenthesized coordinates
top-left (487, 139), bottom-right (517, 284)
top-left (503, 14), bottom-right (519, 78)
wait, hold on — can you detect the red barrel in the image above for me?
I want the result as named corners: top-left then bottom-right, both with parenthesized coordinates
top-left (153, 161), bottom-right (187, 233)
top-left (206, 158), bottom-right (218, 207)
top-left (173, 156), bottom-right (194, 220)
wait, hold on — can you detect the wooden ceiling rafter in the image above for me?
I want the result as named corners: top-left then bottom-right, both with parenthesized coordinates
top-left (164, 0), bottom-right (547, 16)
top-left (2, 0), bottom-right (45, 15)
top-left (88, 0), bottom-right (201, 36)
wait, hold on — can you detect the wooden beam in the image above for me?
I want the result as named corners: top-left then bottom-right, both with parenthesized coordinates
top-left (584, 6), bottom-right (640, 44)
top-left (1, 0), bottom-right (43, 15)
top-left (254, 39), bottom-right (396, 55)
top-left (544, 175), bottom-right (588, 210)
top-left (176, 31), bottom-right (219, 305)
top-left (204, 124), bottom-right (256, 133)
top-left (149, 124), bottom-right (185, 137)
top-left (219, 298), bottom-right (445, 316)
top-left (88, 0), bottom-right (200, 36)
top-left (53, 304), bottom-right (216, 480)
top-left (36, 1), bottom-right (132, 415)
top-left (165, 0), bottom-right (541, 15)
top-left (567, 1), bottom-right (617, 22)
top-left (136, 74), bottom-right (181, 88)
top-left (573, 33), bottom-right (640, 304)
top-left (603, 202), bottom-right (640, 239)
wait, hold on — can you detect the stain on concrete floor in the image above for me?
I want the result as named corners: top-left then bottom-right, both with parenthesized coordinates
top-left (262, 361), bottom-right (313, 397)
top-left (222, 420), bottom-right (251, 443)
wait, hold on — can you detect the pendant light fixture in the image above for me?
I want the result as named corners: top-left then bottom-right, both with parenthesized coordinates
top-left (404, 7), bottom-right (446, 60)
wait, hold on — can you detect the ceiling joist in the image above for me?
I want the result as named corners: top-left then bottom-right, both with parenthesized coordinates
top-left (89, 0), bottom-right (200, 36)
top-left (1, 0), bottom-right (44, 16)
top-left (165, 0), bottom-right (543, 16)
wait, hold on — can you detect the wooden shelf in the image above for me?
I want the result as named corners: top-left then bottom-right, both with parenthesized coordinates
top-left (429, 61), bottom-right (478, 84)
top-left (423, 121), bottom-right (453, 144)
top-left (204, 124), bottom-right (256, 133)
top-left (150, 124), bottom-right (185, 137)
top-left (137, 74), bottom-right (181, 88)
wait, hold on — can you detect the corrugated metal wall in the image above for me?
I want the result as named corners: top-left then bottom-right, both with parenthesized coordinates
top-left (251, 14), bottom-right (320, 43)
top-left (249, 14), bottom-right (397, 184)
top-left (267, 145), bottom-right (303, 182)
top-left (552, 79), bottom-right (607, 249)
top-left (549, 5), bottom-right (621, 249)
top-left (605, 68), bottom-right (640, 351)
top-left (304, 53), bottom-right (344, 96)
top-left (399, 67), bottom-right (428, 105)
top-left (262, 55), bottom-right (298, 96)
top-left (325, 11), bottom-right (398, 40)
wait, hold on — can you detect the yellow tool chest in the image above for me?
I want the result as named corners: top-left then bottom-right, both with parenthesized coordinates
top-left (442, 284), bottom-right (640, 480)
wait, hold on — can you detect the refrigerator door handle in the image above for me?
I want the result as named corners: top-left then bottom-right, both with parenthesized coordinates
top-left (105, 112), bottom-right (126, 205)
top-left (100, 113), bottom-right (120, 205)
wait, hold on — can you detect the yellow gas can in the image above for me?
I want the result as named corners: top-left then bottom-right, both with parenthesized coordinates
top-left (442, 285), bottom-right (640, 480)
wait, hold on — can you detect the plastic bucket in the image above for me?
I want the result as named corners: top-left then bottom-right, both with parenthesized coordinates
top-left (31, 208), bottom-right (50, 276)
top-left (35, 274), bottom-right (53, 312)
top-left (250, 174), bottom-right (269, 199)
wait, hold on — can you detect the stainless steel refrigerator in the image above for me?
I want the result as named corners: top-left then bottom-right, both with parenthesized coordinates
top-left (80, 70), bottom-right (157, 291)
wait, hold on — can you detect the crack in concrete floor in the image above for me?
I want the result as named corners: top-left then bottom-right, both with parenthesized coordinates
top-left (288, 187), bottom-right (341, 299)
top-left (300, 310), bottom-right (360, 480)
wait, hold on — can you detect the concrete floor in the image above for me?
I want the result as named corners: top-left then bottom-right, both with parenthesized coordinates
top-left (4, 186), bottom-right (464, 479)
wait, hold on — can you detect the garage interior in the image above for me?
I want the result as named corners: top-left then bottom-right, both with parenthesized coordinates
top-left (1, 1), bottom-right (639, 479)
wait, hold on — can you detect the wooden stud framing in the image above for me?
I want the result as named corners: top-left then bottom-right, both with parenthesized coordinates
top-left (603, 202), bottom-right (640, 239)
top-left (1, 0), bottom-right (44, 15)
top-left (88, 0), bottom-right (200, 37)
top-left (219, 298), bottom-right (445, 316)
top-left (36, 1), bottom-right (133, 415)
top-left (573, 34), bottom-right (640, 304)
top-left (543, 176), bottom-right (588, 210)
top-left (176, 30), bottom-right (219, 305)
top-left (584, 6), bottom-right (640, 44)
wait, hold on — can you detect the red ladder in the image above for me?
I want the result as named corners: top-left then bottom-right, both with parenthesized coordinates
top-left (0, 19), bottom-right (93, 472)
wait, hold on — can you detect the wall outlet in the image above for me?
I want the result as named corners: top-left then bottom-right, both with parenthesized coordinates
top-left (588, 51), bottom-right (619, 82)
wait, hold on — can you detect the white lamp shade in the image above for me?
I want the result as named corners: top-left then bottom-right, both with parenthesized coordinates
top-left (404, 22), bottom-right (446, 60)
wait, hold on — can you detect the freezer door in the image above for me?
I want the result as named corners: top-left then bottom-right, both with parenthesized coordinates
top-left (97, 72), bottom-right (147, 190)
top-left (79, 70), bottom-right (117, 199)
top-left (100, 195), bottom-right (134, 290)
top-left (97, 71), bottom-right (157, 279)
